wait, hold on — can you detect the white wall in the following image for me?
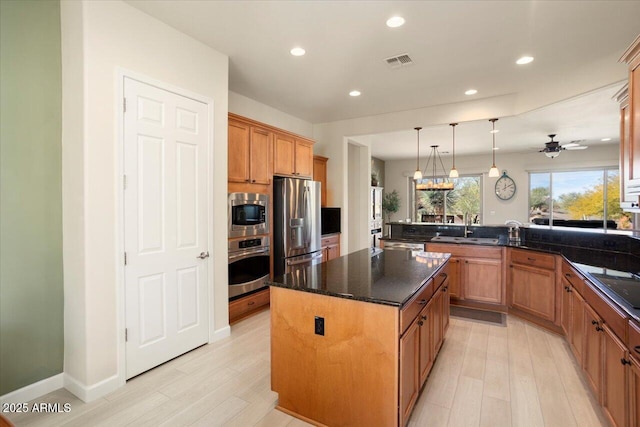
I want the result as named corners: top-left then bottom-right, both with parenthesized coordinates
top-left (313, 94), bottom-right (521, 253)
top-left (384, 144), bottom-right (619, 225)
top-left (229, 91), bottom-right (313, 138)
top-left (61, 0), bottom-right (229, 400)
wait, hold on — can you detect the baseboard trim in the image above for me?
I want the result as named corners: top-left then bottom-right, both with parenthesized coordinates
top-left (0, 373), bottom-right (64, 404)
top-left (211, 325), bottom-right (231, 343)
top-left (64, 373), bottom-right (121, 403)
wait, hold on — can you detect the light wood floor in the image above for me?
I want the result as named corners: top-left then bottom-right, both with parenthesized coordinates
top-left (6, 310), bottom-right (608, 427)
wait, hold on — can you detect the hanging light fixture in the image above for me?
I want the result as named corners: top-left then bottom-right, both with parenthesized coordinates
top-left (488, 118), bottom-right (500, 177)
top-left (416, 144), bottom-right (454, 191)
top-left (413, 127), bottom-right (423, 180)
top-left (449, 123), bottom-right (459, 178)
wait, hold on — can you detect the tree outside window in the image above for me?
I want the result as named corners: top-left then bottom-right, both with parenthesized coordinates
top-left (415, 176), bottom-right (481, 224)
top-left (529, 168), bottom-right (633, 229)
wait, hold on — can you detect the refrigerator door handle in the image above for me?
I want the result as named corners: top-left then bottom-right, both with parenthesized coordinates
top-left (303, 184), bottom-right (311, 246)
top-left (286, 251), bottom-right (323, 266)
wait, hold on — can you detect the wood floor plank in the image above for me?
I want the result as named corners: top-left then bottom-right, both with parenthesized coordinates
top-left (5, 310), bottom-right (608, 427)
top-left (447, 375), bottom-right (483, 427)
top-left (480, 395), bottom-right (511, 427)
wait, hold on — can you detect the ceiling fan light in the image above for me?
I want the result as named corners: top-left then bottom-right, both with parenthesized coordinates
top-left (414, 170), bottom-right (423, 180)
top-left (545, 151), bottom-right (560, 159)
top-left (489, 165), bottom-right (500, 177)
top-left (449, 167), bottom-right (459, 178)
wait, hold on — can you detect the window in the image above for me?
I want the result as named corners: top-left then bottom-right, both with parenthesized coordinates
top-left (413, 175), bottom-right (482, 224)
top-left (529, 168), bottom-right (633, 230)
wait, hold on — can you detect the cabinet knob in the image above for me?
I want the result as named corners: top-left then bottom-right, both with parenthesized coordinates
top-left (418, 299), bottom-right (427, 305)
top-left (418, 320), bottom-right (424, 326)
top-left (634, 345), bottom-right (640, 354)
top-left (421, 315), bottom-right (427, 320)
top-left (591, 320), bottom-right (598, 325)
top-left (245, 179), bottom-right (250, 182)
top-left (252, 179), bottom-right (256, 183)
top-left (621, 358), bottom-right (631, 366)
top-left (595, 326), bottom-right (603, 332)
top-left (527, 257), bottom-right (536, 262)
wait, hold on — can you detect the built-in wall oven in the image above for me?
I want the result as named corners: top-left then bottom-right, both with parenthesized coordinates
top-left (228, 192), bottom-right (268, 238)
top-left (228, 236), bottom-right (270, 299)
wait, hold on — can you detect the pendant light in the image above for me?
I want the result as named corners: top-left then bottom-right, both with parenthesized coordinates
top-left (488, 118), bottom-right (500, 177)
top-left (413, 127), bottom-right (423, 180)
top-left (449, 123), bottom-right (459, 178)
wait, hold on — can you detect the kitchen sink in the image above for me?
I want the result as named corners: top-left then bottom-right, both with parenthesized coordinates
top-left (430, 236), bottom-right (500, 245)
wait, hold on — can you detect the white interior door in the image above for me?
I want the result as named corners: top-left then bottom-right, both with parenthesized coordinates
top-left (124, 77), bottom-right (209, 379)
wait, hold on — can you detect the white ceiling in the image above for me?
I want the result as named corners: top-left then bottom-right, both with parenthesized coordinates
top-left (125, 1), bottom-right (639, 159)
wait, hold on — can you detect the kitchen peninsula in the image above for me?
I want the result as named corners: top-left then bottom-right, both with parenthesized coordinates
top-left (269, 248), bottom-right (451, 427)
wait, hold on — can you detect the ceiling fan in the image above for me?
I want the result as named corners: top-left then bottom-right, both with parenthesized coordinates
top-left (539, 134), bottom-right (588, 158)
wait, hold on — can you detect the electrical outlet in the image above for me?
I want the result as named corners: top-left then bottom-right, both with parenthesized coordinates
top-left (314, 316), bottom-right (324, 336)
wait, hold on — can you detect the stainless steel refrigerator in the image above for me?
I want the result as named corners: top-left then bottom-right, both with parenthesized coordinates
top-left (273, 177), bottom-right (322, 277)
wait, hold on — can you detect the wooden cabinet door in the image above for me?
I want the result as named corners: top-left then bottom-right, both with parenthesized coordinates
top-left (295, 140), bottom-right (314, 177)
top-left (274, 133), bottom-right (296, 176)
top-left (463, 258), bottom-right (502, 304)
top-left (326, 243), bottom-right (340, 261)
top-left (431, 287), bottom-right (444, 356)
top-left (442, 277), bottom-right (450, 333)
top-left (400, 319), bottom-right (420, 427)
top-left (560, 278), bottom-right (572, 337)
top-left (447, 257), bottom-right (461, 299)
top-left (629, 56), bottom-right (640, 189)
top-left (510, 263), bottom-right (555, 322)
top-left (583, 304), bottom-right (603, 399)
top-left (313, 155), bottom-right (328, 206)
top-left (418, 306), bottom-right (432, 386)
top-left (249, 127), bottom-right (271, 184)
top-left (569, 288), bottom-right (585, 363)
top-left (228, 119), bottom-right (250, 183)
top-left (630, 355), bottom-right (640, 427)
top-left (602, 324), bottom-right (628, 427)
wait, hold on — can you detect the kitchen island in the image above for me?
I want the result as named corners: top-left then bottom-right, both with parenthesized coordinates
top-left (269, 248), bottom-right (450, 427)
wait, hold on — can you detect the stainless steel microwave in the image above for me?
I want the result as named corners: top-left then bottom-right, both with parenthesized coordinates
top-left (228, 193), bottom-right (268, 238)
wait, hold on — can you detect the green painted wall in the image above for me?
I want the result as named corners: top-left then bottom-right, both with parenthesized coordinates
top-left (0, 0), bottom-right (63, 395)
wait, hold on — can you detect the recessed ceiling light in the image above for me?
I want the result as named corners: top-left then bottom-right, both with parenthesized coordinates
top-left (601, 137), bottom-right (611, 141)
top-left (349, 90), bottom-right (361, 97)
top-left (516, 56), bottom-right (534, 65)
top-left (465, 89), bottom-right (478, 95)
top-left (386, 16), bottom-right (405, 28)
top-left (290, 47), bottom-right (306, 56)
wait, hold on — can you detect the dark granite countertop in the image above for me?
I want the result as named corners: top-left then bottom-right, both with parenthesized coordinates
top-left (268, 249), bottom-right (450, 308)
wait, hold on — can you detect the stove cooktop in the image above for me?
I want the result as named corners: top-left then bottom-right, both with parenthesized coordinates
top-left (589, 272), bottom-right (640, 309)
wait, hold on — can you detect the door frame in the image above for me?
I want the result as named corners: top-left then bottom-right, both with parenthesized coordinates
top-left (115, 69), bottom-right (215, 387)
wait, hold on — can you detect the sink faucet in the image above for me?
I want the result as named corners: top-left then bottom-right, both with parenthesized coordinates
top-left (464, 213), bottom-right (473, 237)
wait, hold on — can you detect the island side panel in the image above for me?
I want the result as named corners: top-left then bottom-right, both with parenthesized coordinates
top-left (271, 286), bottom-right (400, 427)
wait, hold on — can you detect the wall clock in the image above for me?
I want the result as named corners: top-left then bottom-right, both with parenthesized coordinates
top-left (495, 171), bottom-right (516, 200)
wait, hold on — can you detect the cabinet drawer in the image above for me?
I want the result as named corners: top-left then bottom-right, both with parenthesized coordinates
top-left (511, 249), bottom-right (555, 270)
top-left (229, 288), bottom-right (270, 323)
top-left (562, 261), bottom-right (585, 295)
top-left (400, 279), bottom-right (433, 335)
top-left (629, 320), bottom-right (640, 358)
top-left (426, 243), bottom-right (502, 259)
top-left (583, 281), bottom-right (628, 342)
top-left (321, 234), bottom-right (340, 247)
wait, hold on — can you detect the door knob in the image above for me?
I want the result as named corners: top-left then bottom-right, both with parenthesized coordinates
top-left (197, 251), bottom-right (210, 259)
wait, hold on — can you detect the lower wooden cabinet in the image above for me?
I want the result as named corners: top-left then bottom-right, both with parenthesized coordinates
top-left (630, 355), bottom-right (640, 427)
top-left (447, 257), bottom-right (461, 299)
top-left (560, 277), bottom-right (572, 336)
top-left (321, 233), bottom-right (340, 262)
top-left (510, 263), bottom-right (556, 322)
top-left (602, 324), bottom-right (629, 427)
top-left (462, 257), bottom-right (502, 304)
top-left (229, 288), bottom-right (270, 323)
top-left (400, 319), bottom-right (420, 426)
top-left (583, 303), bottom-right (603, 397)
top-left (399, 272), bottom-right (450, 426)
top-left (569, 285), bottom-right (586, 363)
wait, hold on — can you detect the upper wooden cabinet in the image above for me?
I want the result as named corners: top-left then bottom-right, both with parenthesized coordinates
top-left (228, 118), bottom-right (272, 185)
top-left (274, 133), bottom-right (314, 178)
top-left (313, 155), bottom-right (328, 206)
top-left (617, 35), bottom-right (640, 212)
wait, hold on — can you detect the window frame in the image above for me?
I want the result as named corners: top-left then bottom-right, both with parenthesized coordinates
top-left (410, 174), bottom-right (484, 224)
top-left (527, 166), bottom-right (621, 230)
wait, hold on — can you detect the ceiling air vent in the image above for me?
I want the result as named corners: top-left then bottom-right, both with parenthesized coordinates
top-left (384, 53), bottom-right (413, 69)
